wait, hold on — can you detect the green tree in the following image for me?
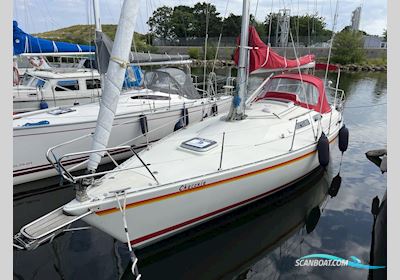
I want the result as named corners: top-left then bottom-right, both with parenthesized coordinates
top-left (147, 6), bottom-right (175, 39)
top-left (221, 14), bottom-right (266, 40)
top-left (383, 29), bottom-right (387, 41)
top-left (341, 25), bottom-right (368, 35)
top-left (331, 30), bottom-right (365, 64)
top-left (171, 5), bottom-right (196, 38)
top-left (222, 13), bottom-right (241, 37)
top-left (192, 2), bottom-right (222, 37)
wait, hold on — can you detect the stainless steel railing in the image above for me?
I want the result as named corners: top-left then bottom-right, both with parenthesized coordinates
top-left (47, 145), bottom-right (159, 184)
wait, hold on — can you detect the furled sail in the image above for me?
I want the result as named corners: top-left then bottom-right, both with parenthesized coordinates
top-left (233, 26), bottom-right (315, 73)
top-left (13, 21), bottom-right (94, 55)
top-left (86, 0), bottom-right (140, 172)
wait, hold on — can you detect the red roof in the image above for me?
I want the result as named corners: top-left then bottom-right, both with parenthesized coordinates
top-left (260, 73), bottom-right (331, 114)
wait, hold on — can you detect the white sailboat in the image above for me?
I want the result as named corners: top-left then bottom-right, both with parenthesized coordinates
top-left (13, 0), bottom-right (232, 186)
top-left (12, 13), bottom-right (195, 114)
top-left (12, 19), bottom-right (101, 113)
top-left (13, 67), bottom-right (231, 185)
top-left (14, 0), bottom-right (348, 262)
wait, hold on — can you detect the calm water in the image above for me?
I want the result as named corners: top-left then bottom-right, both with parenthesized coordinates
top-left (13, 71), bottom-right (387, 280)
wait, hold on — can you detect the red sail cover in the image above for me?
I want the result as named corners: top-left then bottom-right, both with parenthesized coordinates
top-left (234, 26), bottom-right (315, 73)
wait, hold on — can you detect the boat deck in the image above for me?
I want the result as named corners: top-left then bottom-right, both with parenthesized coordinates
top-left (13, 89), bottom-right (211, 128)
top-left (86, 100), bottom-right (340, 198)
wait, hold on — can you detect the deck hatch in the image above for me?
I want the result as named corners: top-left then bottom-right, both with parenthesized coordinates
top-left (181, 137), bottom-right (217, 152)
top-left (47, 107), bottom-right (76, 115)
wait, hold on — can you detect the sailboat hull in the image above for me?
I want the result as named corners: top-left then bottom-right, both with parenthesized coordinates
top-left (78, 131), bottom-right (339, 247)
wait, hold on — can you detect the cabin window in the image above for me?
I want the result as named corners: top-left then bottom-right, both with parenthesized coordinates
top-left (130, 95), bottom-right (171, 100)
top-left (86, 79), bottom-right (101, 89)
top-left (55, 80), bottom-right (80, 91)
top-left (295, 119), bottom-right (310, 129)
top-left (266, 78), bottom-right (319, 105)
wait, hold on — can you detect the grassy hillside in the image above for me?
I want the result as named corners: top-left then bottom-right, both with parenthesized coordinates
top-left (34, 24), bottom-right (156, 52)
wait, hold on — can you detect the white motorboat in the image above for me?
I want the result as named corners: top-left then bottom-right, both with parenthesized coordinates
top-left (13, 69), bottom-right (102, 113)
top-left (12, 20), bottom-right (102, 113)
top-left (13, 67), bottom-right (232, 185)
top-left (14, 3), bottom-right (348, 279)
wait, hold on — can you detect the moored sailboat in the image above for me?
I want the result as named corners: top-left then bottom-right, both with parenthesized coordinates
top-left (13, 66), bottom-right (232, 185)
top-left (14, 0), bottom-right (348, 267)
top-left (13, 0), bottom-right (233, 186)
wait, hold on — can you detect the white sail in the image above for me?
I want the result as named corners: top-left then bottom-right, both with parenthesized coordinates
top-left (87, 0), bottom-right (139, 172)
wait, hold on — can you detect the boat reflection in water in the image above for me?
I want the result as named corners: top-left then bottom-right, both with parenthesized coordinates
top-left (14, 166), bottom-right (334, 280)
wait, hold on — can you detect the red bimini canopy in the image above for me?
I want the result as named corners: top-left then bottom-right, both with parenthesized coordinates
top-left (260, 73), bottom-right (331, 114)
top-left (234, 26), bottom-right (315, 73)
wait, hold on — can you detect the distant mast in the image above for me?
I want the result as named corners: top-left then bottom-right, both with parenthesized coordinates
top-left (227, 0), bottom-right (250, 121)
top-left (93, 0), bottom-right (102, 32)
top-left (92, 0), bottom-right (105, 85)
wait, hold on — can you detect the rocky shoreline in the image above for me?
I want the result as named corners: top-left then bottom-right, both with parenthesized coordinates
top-left (191, 59), bottom-right (387, 72)
top-left (336, 64), bottom-right (387, 72)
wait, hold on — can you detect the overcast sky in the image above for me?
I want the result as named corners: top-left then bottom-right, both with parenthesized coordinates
top-left (13, 0), bottom-right (387, 36)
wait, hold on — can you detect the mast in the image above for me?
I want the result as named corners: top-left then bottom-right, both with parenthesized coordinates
top-left (227, 0), bottom-right (250, 121)
top-left (93, 0), bottom-right (102, 32)
top-left (92, 0), bottom-right (105, 88)
top-left (86, 0), bottom-right (139, 176)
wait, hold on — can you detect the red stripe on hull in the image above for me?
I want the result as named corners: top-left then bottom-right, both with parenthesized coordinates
top-left (130, 167), bottom-right (318, 245)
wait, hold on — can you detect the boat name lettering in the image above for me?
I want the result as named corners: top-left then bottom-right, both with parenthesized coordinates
top-left (179, 181), bottom-right (206, 192)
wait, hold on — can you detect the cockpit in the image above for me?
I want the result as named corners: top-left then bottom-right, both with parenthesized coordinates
top-left (257, 73), bottom-right (331, 114)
